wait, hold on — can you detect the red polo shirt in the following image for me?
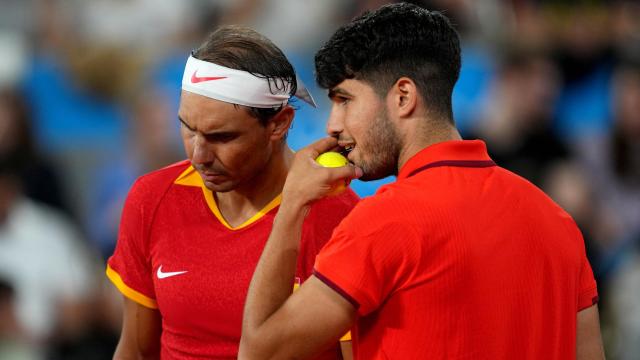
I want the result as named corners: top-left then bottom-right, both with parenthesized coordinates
top-left (314, 140), bottom-right (598, 359)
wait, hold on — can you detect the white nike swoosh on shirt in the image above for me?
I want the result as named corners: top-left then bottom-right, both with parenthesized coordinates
top-left (156, 265), bottom-right (188, 279)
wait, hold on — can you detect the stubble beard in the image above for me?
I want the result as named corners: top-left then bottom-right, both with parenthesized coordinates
top-left (357, 109), bottom-right (401, 181)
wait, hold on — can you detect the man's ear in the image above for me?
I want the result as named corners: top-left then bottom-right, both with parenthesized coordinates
top-left (387, 77), bottom-right (418, 118)
top-left (268, 105), bottom-right (294, 140)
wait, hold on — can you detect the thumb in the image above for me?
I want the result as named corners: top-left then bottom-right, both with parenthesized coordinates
top-left (304, 137), bottom-right (339, 159)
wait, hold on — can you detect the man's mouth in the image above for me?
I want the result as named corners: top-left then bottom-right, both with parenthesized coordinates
top-left (339, 144), bottom-right (355, 157)
top-left (195, 167), bottom-right (228, 180)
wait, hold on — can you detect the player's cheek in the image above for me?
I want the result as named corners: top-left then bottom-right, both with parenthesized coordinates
top-left (181, 139), bottom-right (194, 159)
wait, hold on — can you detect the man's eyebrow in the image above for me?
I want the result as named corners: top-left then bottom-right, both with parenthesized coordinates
top-left (328, 87), bottom-right (353, 98)
top-left (178, 116), bottom-right (239, 137)
top-left (178, 116), bottom-right (193, 130)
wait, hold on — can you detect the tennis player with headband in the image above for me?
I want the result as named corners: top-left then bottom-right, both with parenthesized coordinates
top-left (106, 25), bottom-right (358, 359)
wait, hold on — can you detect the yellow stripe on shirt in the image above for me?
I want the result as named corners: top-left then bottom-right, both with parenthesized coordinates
top-left (106, 265), bottom-right (158, 309)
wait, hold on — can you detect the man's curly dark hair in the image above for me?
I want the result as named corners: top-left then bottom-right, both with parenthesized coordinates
top-left (315, 3), bottom-right (461, 122)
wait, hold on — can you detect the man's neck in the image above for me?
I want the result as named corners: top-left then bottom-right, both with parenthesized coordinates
top-left (215, 146), bottom-right (294, 228)
top-left (397, 120), bottom-right (462, 171)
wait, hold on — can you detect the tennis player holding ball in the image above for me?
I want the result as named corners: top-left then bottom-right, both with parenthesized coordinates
top-left (106, 26), bottom-right (358, 359)
top-left (240, 3), bottom-right (605, 359)
top-left (315, 152), bottom-right (350, 196)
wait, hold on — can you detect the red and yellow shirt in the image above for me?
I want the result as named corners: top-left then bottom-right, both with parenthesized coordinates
top-left (315, 140), bottom-right (598, 360)
top-left (107, 160), bottom-right (358, 359)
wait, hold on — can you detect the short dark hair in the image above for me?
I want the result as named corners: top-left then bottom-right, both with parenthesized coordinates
top-left (192, 25), bottom-right (297, 125)
top-left (315, 3), bottom-right (461, 121)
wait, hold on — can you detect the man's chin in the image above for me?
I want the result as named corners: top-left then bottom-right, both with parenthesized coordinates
top-left (358, 173), bottom-right (392, 182)
top-left (353, 161), bottom-right (398, 181)
top-left (358, 169), bottom-right (395, 182)
top-left (203, 180), bottom-right (235, 193)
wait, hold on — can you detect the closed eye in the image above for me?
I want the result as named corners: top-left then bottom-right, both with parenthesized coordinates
top-left (204, 132), bottom-right (238, 143)
top-left (178, 117), bottom-right (238, 142)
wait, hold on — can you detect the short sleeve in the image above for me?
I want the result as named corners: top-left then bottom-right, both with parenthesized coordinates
top-left (570, 222), bottom-right (598, 311)
top-left (106, 178), bottom-right (158, 309)
top-left (313, 200), bottom-right (419, 316)
top-left (577, 251), bottom-right (598, 311)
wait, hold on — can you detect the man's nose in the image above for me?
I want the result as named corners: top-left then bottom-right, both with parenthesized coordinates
top-left (326, 107), bottom-right (344, 137)
top-left (191, 135), bottom-right (214, 165)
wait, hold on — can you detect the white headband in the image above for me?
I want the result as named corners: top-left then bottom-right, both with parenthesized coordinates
top-left (181, 55), bottom-right (316, 108)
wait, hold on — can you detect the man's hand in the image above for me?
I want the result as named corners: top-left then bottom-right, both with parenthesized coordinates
top-left (282, 137), bottom-right (362, 209)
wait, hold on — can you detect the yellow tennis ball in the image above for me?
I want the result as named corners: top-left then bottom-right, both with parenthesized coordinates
top-left (315, 152), bottom-right (350, 196)
top-left (315, 151), bottom-right (349, 168)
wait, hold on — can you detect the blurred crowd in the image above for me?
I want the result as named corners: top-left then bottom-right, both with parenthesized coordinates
top-left (0, 0), bottom-right (638, 359)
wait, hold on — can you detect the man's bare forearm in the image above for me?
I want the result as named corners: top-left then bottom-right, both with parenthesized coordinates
top-left (239, 200), bottom-right (309, 358)
top-left (240, 138), bottom-right (361, 359)
top-left (577, 305), bottom-right (606, 360)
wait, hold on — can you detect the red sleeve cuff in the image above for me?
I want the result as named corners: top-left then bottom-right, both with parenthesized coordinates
top-left (578, 286), bottom-right (599, 311)
top-left (313, 269), bottom-right (360, 310)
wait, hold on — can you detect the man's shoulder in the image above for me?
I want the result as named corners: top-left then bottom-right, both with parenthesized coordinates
top-left (137, 160), bottom-right (192, 185)
top-left (364, 181), bottom-right (411, 209)
top-left (126, 160), bottom-right (192, 204)
top-left (336, 186), bottom-right (406, 229)
top-left (493, 165), bottom-right (573, 214)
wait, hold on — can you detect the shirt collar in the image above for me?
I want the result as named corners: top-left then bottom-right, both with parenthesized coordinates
top-left (398, 140), bottom-right (494, 180)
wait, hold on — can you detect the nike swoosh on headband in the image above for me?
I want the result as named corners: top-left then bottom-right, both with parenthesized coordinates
top-left (191, 70), bottom-right (227, 83)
